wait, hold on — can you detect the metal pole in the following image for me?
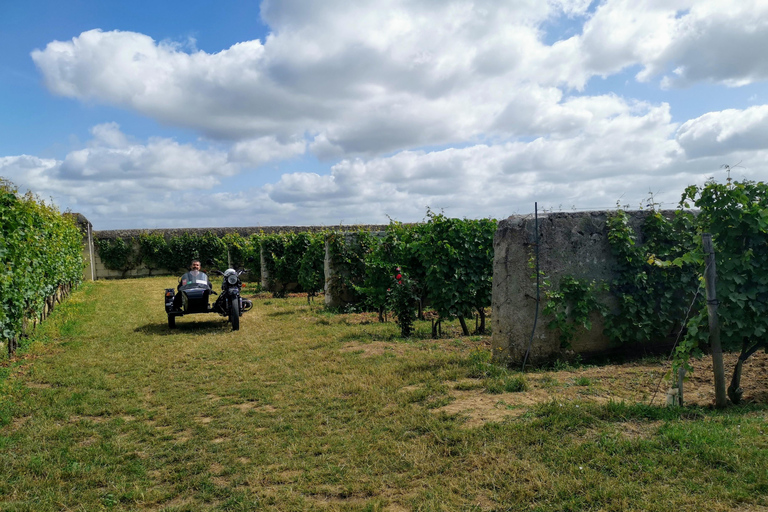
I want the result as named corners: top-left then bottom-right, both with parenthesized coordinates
top-left (702, 233), bottom-right (728, 408)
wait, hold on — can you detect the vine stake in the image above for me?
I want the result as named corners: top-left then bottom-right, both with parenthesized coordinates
top-left (703, 233), bottom-right (727, 408)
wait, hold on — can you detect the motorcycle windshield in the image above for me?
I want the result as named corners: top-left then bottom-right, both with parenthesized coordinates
top-left (181, 270), bottom-right (209, 287)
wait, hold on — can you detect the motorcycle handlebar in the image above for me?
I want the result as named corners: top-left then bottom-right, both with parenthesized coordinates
top-left (209, 268), bottom-right (250, 276)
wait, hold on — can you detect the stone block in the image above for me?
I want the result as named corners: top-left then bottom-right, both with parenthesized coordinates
top-left (492, 210), bottom-right (671, 366)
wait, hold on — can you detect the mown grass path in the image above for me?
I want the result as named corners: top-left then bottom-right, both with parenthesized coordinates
top-left (1, 278), bottom-right (768, 511)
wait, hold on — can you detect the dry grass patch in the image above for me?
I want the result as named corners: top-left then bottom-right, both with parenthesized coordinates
top-left (4, 415), bottom-right (31, 433)
top-left (231, 402), bottom-right (259, 412)
top-left (340, 341), bottom-right (408, 357)
top-left (435, 389), bottom-right (529, 427)
top-left (25, 382), bottom-right (52, 389)
top-left (68, 414), bottom-right (107, 424)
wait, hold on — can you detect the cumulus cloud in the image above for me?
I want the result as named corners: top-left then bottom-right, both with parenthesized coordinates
top-left (263, 98), bottom-right (685, 217)
top-left (31, 1), bottom-right (768, 162)
top-left (578, 0), bottom-right (768, 87)
top-left (55, 124), bottom-right (239, 190)
top-left (1, 125), bottom-right (243, 224)
top-left (9, 0), bottom-right (768, 228)
top-left (677, 105), bottom-right (768, 158)
top-left (228, 136), bottom-right (306, 166)
top-left (4, 104), bottom-right (768, 230)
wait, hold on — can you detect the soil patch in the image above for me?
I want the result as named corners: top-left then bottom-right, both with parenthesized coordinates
top-left (435, 351), bottom-right (768, 427)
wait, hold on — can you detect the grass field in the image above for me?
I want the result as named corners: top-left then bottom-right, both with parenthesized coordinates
top-left (1, 277), bottom-right (767, 511)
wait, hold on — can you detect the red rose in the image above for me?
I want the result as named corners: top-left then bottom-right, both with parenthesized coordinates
top-left (396, 274), bottom-right (402, 280)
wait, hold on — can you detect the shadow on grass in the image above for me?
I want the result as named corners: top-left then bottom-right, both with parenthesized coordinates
top-left (134, 320), bottom-right (230, 336)
top-left (267, 310), bottom-right (297, 317)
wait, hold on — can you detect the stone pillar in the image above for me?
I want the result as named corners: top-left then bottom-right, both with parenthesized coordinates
top-left (492, 211), bottom-right (634, 366)
top-left (324, 238), bottom-right (341, 308)
top-left (260, 245), bottom-right (271, 291)
top-left (67, 212), bottom-right (95, 281)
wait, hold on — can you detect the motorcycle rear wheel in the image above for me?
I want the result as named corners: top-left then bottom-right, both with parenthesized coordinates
top-left (229, 298), bottom-right (240, 331)
top-left (168, 314), bottom-right (176, 328)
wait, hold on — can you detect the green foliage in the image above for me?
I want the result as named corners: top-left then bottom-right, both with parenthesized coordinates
top-left (221, 233), bottom-right (252, 270)
top-left (327, 213), bottom-right (496, 334)
top-left (137, 232), bottom-right (167, 274)
top-left (95, 237), bottom-right (137, 274)
top-left (97, 231), bottom-right (233, 274)
top-left (416, 210), bottom-right (496, 333)
top-left (164, 231), bottom-right (227, 272)
top-left (326, 230), bottom-right (380, 308)
top-left (297, 234), bottom-right (326, 301)
top-left (676, 179), bottom-right (768, 363)
top-left (547, 178), bottom-right (768, 384)
top-left (0, 178), bottom-right (83, 347)
top-left (603, 209), bottom-right (700, 345)
top-left (354, 222), bottom-right (426, 316)
top-left (387, 268), bottom-right (418, 337)
top-left (261, 232), bottom-right (323, 297)
top-left (543, 276), bottom-right (607, 348)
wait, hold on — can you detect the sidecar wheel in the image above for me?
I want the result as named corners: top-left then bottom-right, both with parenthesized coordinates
top-left (229, 299), bottom-right (240, 331)
top-left (168, 314), bottom-right (176, 328)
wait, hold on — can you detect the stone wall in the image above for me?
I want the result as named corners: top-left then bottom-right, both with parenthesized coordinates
top-left (65, 213), bottom-right (95, 281)
top-left (491, 210), bottom-right (672, 366)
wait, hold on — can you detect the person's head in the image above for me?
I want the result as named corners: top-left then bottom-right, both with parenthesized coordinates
top-left (190, 259), bottom-right (201, 270)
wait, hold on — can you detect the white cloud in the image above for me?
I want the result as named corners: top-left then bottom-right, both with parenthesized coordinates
top-left (9, 0), bottom-right (768, 229)
top-left (677, 105), bottom-right (768, 158)
top-left (228, 137), bottom-right (306, 166)
top-left (25, 2), bottom-right (610, 154)
top-left (577, 0), bottom-right (768, 87)
top-left (5, 102), bottom-right (768, 229)
top-left (32, 1), bottom-right (768, 163)
top-left (262, 98), bottom-right (686, 218)
top-left (1, 125), bottom-right (243, 223)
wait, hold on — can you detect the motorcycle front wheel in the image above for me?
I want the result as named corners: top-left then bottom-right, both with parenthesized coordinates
top-left (229, 297), bottom-right (240, 331)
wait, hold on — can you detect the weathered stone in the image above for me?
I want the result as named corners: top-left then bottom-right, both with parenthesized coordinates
top-left (492, 210), bottom-right (673, 367)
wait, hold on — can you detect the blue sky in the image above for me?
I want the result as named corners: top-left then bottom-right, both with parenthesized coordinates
top-left (2, 0), bottom-right (768, 229)
top-left (0, 0), bottom-right (267, 156)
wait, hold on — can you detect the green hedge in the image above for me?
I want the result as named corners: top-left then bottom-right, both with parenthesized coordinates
top-left (1, 178), bottom-right (83, 351)
top-left (95, 232), bottom-right (260, 277)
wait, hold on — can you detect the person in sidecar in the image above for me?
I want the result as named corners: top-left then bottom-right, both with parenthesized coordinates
top-left (173, 259), bottom-right (212, 309)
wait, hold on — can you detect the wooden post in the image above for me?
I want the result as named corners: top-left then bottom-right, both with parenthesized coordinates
top-left (702, 233), bottom-right (728, 408)
top-left (677, 367), bottom-right (685, 406)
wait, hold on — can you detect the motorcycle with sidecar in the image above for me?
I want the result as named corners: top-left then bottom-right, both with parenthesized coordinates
top-left (164, 264), bottom-right (253, 330)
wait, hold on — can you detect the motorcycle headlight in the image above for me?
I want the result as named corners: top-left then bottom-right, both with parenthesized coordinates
top-left (227, 274), bottom-right (238, 285)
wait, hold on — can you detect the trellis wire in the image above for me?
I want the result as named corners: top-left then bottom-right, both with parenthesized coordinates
top-left (647, 258), bottom-right (711, 407)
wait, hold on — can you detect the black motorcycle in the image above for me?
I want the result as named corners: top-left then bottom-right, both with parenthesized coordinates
top-left (164, 264), bottom-right (253, 330)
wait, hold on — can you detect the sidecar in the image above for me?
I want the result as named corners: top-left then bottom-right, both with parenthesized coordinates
top-left (164, 283), bottom-right (215, 328)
